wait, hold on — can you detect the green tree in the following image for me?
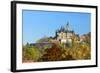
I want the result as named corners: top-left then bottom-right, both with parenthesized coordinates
top-left (23, 46), bottom-right (42, 62)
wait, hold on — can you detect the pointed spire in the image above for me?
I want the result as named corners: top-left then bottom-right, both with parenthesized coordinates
top-left (67, 21), bottom-right (69, 26)
top-left (60, 26), bottom-right (63, 31)
top-left (65, 21), bottom-right (72, 31)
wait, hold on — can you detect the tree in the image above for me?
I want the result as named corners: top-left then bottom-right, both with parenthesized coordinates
top-left (22, 46), bottom-right (42, 62)
top-left (41, 44), bottom-right (62, 61)
top-left (36, 36), bottom-right (50, 43)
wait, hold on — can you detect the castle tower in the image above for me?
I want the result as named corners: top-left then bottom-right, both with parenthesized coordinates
top-left (65, 22), bottom-right (73, 32)
top-left (65, 22), bottom-right (73, 39)
top-left (56, 21), bottom-right (74, 47)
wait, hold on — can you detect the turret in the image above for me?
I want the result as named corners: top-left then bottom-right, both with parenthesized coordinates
top-left (65, 22), bottom-right (73, 32)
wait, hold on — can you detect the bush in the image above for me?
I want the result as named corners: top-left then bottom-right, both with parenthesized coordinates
top-left (22, 46), bottom-right (42, 62)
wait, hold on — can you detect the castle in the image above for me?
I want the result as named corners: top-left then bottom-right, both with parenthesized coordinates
top-left (54, 22), bottom-right (79, 46)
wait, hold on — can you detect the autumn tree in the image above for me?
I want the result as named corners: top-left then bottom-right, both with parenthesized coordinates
top-left (41, 44), bottom-right (62, 61)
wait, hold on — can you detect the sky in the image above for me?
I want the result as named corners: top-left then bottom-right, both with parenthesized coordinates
top-left (22, 10), bottom-right (91, 44)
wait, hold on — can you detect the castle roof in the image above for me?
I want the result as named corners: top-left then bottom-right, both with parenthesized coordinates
top-left (56, 22), bottom-right (74, 33)
top-left (65, 22), bottom-right (73, 31)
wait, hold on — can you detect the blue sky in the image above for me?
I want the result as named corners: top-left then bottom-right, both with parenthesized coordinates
top-left (22, 10), bottom-right (91, 44)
